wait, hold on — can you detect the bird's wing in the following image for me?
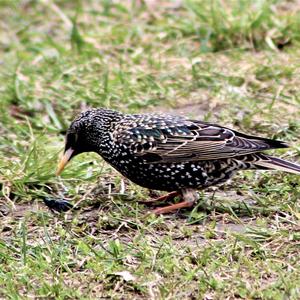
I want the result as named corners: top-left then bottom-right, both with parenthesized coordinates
top-left (112, 114), bottom-right (288, 163)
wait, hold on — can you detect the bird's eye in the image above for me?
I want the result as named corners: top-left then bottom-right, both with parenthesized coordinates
top-left (66, 133), bottom-right (78, 148)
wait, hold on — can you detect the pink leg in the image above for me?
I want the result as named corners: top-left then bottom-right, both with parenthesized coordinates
top-left (140, 191), bottom-right (180, 205)
top-left (151, 189), bottom-right (198, 215)
top-left (152, 200), bottom-right (195, 214)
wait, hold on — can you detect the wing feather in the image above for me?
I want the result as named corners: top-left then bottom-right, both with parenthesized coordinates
top-left (112, 114), bottom-right (288, 163)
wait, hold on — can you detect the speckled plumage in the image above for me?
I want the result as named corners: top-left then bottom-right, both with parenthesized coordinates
top-left (59, 108), bottom-right (300, 214)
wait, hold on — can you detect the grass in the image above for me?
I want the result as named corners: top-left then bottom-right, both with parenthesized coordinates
top-left (0, 0), bottom-right (300, 299)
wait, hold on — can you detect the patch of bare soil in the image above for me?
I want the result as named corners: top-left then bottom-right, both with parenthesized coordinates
top-left (0, 188), bottom-right (256, 249)
top-left (1, 203), bottom-right (38, 218)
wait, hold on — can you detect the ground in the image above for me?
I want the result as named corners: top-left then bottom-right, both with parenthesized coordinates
top-left (0, 1), bottom-right (300, 299)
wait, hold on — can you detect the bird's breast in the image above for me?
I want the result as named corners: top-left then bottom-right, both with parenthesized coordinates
top-left (101, 150), bottom-right (210, 191)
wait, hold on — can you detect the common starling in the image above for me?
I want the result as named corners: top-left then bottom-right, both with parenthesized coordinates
top-left (57, 108), bottom-right (300, 214)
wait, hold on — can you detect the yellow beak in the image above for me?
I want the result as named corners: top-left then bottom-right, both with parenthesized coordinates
top-left (56, 148), bottom-right (74, 176)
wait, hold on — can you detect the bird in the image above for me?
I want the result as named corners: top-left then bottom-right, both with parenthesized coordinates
top-left (56, 108), bottom-right (300, 214)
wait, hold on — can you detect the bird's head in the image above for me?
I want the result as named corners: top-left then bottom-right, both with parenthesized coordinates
top-left (56, 108), bottom-right (121, 175)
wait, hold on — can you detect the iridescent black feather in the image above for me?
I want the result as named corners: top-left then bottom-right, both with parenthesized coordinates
top-left (43, 198), bottom-right (73, 212)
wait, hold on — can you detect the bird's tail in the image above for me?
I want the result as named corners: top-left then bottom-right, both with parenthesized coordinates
top-left (254, 155), bottom-right (300, 175)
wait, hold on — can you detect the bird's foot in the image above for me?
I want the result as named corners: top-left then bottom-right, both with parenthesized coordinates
top-left (150, 188), bottom-right (198, 214)
top-left (140, 191), bottom-right (180, 205)
top-left (152, 200), bottom-right (195, 214)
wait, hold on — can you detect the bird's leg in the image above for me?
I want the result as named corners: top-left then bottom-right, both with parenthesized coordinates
top-left (140, 191), bottom-right (180, 205)
top-left (152, 189), bottom-right (198, 214)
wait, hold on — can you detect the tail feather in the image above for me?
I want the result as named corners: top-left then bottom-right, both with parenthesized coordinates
top-left (255, 155), bottom-right (300, 175)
